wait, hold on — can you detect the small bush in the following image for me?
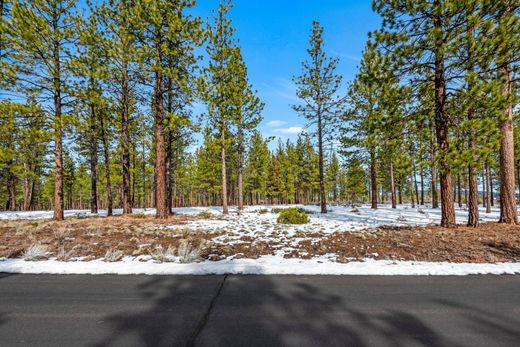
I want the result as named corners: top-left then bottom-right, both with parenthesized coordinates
top-left (57, 246), bottom-right (77, 261)
top-left (104, 249), bottom-right (124, 262)
top-left (131, 213), bottom-right (147, 219)
top-left (258, 208), bottom-right (269, 214)
top-left (272, 207), bottom-right (312, 214)
top-left (151, 246), bottom-right (178, 263)
top-left (277, 208), bottom-right (309, 224)
top-left (177, 240), bottom-right (202, 263)
top-left (23, 243), bottom-right (50, 261)
top-left (198, 210), bottom-right (213, 219)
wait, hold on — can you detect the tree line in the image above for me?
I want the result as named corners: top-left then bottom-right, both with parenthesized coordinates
top-left (0, 0), bottom-right (518, 228)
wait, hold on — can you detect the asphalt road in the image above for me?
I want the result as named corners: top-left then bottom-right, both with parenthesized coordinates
top-left (0, 274), bottom-right (519, 347)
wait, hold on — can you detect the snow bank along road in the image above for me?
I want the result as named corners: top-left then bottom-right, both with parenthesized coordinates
top-left (0, 274), bottom-right (518, 347)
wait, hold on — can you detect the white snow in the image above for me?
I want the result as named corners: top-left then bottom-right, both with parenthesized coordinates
top-left (0, 256), bottom-right (518, 276)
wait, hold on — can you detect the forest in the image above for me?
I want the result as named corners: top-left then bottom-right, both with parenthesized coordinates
top-left (0, 0), bottom-right (518, 228)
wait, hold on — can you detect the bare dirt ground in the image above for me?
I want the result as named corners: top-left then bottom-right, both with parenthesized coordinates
top-left (1, 216), bottom-right (519, 263)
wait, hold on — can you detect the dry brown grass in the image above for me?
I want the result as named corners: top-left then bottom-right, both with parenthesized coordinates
top-left (0, 215), bottom-right (218, 261)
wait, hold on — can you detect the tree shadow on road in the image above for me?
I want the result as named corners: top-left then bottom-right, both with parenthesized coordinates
top-left (92, 272), bottom-right (473, 347)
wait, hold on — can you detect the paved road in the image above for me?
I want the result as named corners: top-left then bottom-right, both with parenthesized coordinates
top-left (0, 274), bottom-right (519, 347)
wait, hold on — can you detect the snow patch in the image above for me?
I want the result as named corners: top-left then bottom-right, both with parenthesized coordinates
top-left (0, 256), bottom-right (518, 275)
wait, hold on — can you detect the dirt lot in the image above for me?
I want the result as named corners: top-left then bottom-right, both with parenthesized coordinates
top-left (1, 216), bottom-right (519, 263)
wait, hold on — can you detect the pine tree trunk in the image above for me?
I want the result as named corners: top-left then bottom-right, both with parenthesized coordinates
top-left (121, 56), bottom-right (132, 215)
top-left (498, 60), bottom-right (517, 223)
top-left (412, 159), bottom-right (419, 205)
top-left (154, 38), bottom-right (168, 219)
top-left (485, 163), bottom-right (492, 214)
top-left (482, 170), bottom-right (486, 208)
top-left (433, 4), bottom-right (455, 226)
top-left (52, 14), bottom-right (64, 221)
top-left (6, 165), bottom-right (16, 211)
top-left (370, 148), bottom-right (377, 209)
top-left (89, 103), bottom-right (98, 214)
top-left (390, 161), bottom-right (396, 209)
top-left (100, 116), bottom-right (113, 216)
top-left (22, 172), bottom-right (34, 211)
top-left (221, 120), bottom-right (229, 215)
top-left (431, 147), bottom-right (439, 208)
top-left (468, 165), bottom-right (479, 227)
top-left (237, 125), bottom-right (244, 213)
top-left (410, 175), bottom-right (415, 208)
top-left (420, 169), bottom-right (425, 205)
top-left (317, 113), bottom-right (327, 214)
top-left (165, 76), bottom-right (174, 214)
top-left (517, 160), bottom-right (520, 204)
top-left (457, 174), bottom-right (462, 208)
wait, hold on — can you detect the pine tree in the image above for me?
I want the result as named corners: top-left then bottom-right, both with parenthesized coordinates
top-left (245, 131), bottom-right (270, 204)
top-left (345, 158), bottom-right (366, 205)
top-left (97, 0), bottom-right (138, 215)
top-left (132, 0), bottom-right (201, 218)
top-left (373, 0), bottom-right (468, 226)
top-left (492, 0), bottom-right (519, 224)
top-left (342, 41), bottom-right (386, 210)
top-left (228, 48), bottom-right (263, 212)
top-left (293, 21), bottom-right (345, 213)
top-left (7, 0), bottom-right (78, 220)
top-left (201, 1), bottom-right (238, 214)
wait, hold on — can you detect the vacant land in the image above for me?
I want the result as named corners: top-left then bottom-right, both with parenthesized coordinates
top-left (1, 205), bottom-right (519, 264)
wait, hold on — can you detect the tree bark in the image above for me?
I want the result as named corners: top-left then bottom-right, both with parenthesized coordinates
top-left (89, 102), bottom-right (98, 214)
top-left (22, 170), bottom-right (34, 211)
top-left (221, 120), bottom-right (229, 215)
top-left (430, 139), bottom-right (439, 208)
top-left (485, 163), bottom-right (492, 214)
top-left (420, 169), bottom-right (425, 206)
top-left (100, 115), bottom-right (113, 216)
top-left (412, 159), bottom-right (419, 205)
top-left (154, 36), bottom-right (168, 219)
top-left (52, 12), bottom-right (64, 221)
top-left (498, 60), bottom-right (517, 223)
top-left (370, 148), bottom-right (377, 209)
top-left (237, 124), bottom-right (244, 213)
top-left (390, 161), bottom-right (396, 209)
top-left (457, 174), bottom-right (462, 208)
top-left (433, 2), bottom-right (455, 226)
top-left (317, 113), bottom-right (327, 214)
top-left (121, 56), bottom-right (132, 215)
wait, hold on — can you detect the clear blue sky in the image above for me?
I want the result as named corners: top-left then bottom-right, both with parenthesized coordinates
top-left (191, 0), bottom-right (381, 145)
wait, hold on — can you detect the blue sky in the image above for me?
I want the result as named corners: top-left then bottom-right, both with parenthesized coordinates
top-left (78, 0), bottom-right (382, 147)
top-left (190, 0), bottom-right (381, 145)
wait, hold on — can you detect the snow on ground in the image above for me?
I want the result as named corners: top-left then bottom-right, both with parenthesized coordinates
top-left (1, 204), bottom-right (518, 275)
top-left (0, 255), bottom-right (518, 276)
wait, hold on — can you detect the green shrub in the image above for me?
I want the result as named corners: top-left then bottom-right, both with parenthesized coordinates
top-left (272, 207), bottom-right (313, 214)
top-left (131, 213), bottom-right (147, 219)
top-left (258, 208), bottom-right (269, 214)
top-left (198, 210), bottom-right (213, 218)
top-left (277, 208), bottom-right (309, 224)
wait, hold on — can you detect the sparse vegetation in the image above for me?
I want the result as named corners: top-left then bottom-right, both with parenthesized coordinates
top-left (177, 240), bottom-right (204, 263)
top-left (131, 213), bottom-right (147, 219)
top-left (277, 208), bottom-right (309, 225)
top-left (22, 243), bottom-right (50, 261)
top-left (104, 249), bottom-right (124, 262)
top-left (151, 246), bottom-right (178, 263)
top-left (198, 210), bottom-right (213, 219)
